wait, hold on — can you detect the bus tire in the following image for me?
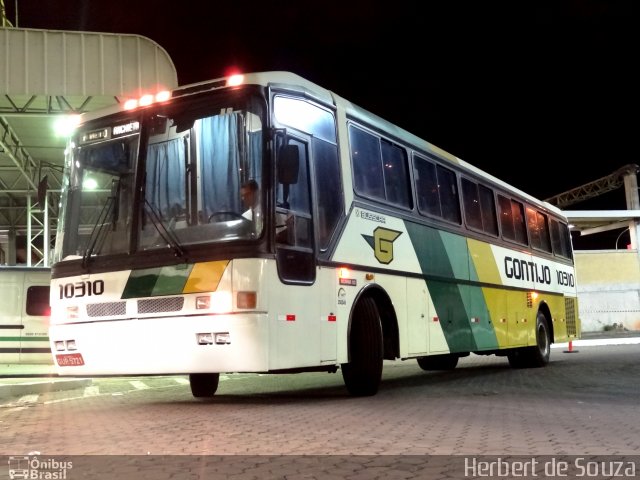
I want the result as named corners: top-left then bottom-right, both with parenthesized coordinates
top-left (507, 312), bottom-right (551, 369)
top-left (528, 312), bottom-right (551, 367)
top-left (189, 373), bottom-right (220, 398)
top-left (341, 297), bottom-right (383, 396)
top-left (417, 354), bottom-right (459, 370)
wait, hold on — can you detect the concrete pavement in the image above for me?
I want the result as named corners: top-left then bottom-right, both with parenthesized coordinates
top-left (1, 330), bottom-right (638, 401)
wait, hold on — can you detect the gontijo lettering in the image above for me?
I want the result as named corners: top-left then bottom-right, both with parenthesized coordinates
top-left (504, 256), bottom-right (551, 284)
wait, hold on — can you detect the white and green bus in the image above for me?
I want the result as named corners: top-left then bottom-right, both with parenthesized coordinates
top-left (49, 72), bottom-right (580, 397)
top-left (0, 267), bottom-right (52, 366)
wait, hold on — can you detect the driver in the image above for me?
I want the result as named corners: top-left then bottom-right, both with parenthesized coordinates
top-left (240, 179), bottom-right (262, 233)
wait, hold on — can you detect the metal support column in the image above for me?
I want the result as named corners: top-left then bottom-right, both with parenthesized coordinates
top-left (27, 194), bottom-right (48, 266)
top-left (623, 170), bottom-right (640, 250)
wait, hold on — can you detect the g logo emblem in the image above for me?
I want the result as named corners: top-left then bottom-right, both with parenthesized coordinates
top-left (363, 227), bottom-right (402, 264)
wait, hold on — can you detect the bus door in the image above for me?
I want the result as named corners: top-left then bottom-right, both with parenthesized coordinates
top-left (274, 135), bottom-right (315, 283)
top-left (270, 134), bottom-right (327, 368)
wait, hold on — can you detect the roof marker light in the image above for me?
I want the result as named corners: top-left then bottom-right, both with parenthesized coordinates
top-left (138, 94), bottom-right (153, 107)
top-left (124, 99), bottom-right (138, 110)
top-left (227, 74), bottom-right (244, 87)
top-left (155, 91), bottom-right (171, 102)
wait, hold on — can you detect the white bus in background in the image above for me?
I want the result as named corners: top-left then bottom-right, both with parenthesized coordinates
top-left (0, 267), bottom-right (52, 366)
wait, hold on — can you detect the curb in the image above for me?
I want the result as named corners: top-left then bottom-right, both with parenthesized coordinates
top-left (0, 378), bottom-right (92, 401)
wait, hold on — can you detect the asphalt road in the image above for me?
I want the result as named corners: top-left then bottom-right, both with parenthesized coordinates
top-left (1, 343), bottom-right (639, 479)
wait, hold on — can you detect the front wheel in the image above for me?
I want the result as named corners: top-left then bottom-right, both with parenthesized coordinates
top-left (189, 373), bottom-right (220, 398)
top-left (341, 297), bottom-right (383, 396)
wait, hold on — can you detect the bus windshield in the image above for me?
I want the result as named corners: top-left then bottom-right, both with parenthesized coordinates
top-left (54, 92), bottom-right (265, 263)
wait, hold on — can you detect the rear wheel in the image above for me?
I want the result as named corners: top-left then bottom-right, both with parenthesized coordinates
top-left (507, 312), bottom-right (551, 368)
top-left (189, 373), bottom-right (220, 398)
top-left (341, 297), bottom-right (383, 396)
top-left (529, 312), bottom-right (551, 367)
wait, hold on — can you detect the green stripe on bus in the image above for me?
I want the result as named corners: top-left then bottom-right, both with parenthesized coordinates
top-left (122, 264), bottom-right (193, 298)
top-left (405, 222), bottom-right (499, 352)
top-left (122, 267), bottom-right (163, 298)
top-left (152, 264), bottom-right (192, 296)
top-left (0, 337), bottom-right (49, 342)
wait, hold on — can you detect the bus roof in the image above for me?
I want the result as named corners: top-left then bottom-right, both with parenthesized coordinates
top-left (76, 70), bottom-right (563, 216)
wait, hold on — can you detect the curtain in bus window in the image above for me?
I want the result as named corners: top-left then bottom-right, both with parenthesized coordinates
top-left (198, 114), bottom-right (241, 219)
top-left (145, 138), bottom-right (186, 219)
top-left (249, 131), bottom-right (262, 182)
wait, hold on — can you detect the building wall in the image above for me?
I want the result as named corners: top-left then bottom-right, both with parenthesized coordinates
top-left (575, 250), bottom-right (640, 332)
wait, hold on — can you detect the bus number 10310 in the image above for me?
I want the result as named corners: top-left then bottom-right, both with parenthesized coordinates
top-left (58, 280), bottom-right (105, 299)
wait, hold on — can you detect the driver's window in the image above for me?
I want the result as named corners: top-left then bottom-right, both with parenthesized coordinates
top-left (276, 138), bottom-right (312, 248)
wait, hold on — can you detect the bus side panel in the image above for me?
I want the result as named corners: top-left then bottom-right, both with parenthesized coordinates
top-left (0, 269), bottom-right (51, 366)
top-left (20, 272), bottom-right (53, 364)
top-left (405, 223), bottom-right (476, 353)
top-left (0, 272), bottom-right (23, 364)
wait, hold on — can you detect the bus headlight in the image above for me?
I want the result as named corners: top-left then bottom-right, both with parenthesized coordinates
top-left (195, 292), bottom-right (232, 313)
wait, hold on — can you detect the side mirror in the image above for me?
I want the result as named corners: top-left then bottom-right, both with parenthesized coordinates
top-left (277, 145), bottom-right (299, 185)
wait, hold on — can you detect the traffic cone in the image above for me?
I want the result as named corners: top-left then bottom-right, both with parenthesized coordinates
top-left (563, 339), bottom-right (579, 353)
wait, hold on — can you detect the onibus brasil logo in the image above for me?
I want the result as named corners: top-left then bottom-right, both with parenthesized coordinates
top-left (362, 227), bottom-right (402, 265)
top-left (8, 456), bottom-right (73, 479)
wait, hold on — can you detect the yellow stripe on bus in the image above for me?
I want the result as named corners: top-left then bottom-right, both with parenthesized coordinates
top-left (467, 239), bottom-right (502, 285)
top-left (183, 260), bottom-right (230, 293)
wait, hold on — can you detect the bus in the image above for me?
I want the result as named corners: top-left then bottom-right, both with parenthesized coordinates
top-left (49, 71), bottom-right (580, 397)
top-left (0, 267), bottom-right (52, 366)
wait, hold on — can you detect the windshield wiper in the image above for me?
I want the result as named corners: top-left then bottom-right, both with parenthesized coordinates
top-left (82, 193), bottom-right (116, 267)
top-left (143, 199), bottom-right (185, 258)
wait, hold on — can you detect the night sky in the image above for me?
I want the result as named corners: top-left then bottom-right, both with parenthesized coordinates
top-left (5, 1), bottom-right (638, 211)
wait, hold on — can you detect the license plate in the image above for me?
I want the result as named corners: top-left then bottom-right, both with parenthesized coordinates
top-left (56, 353), bottom-right (85, 366)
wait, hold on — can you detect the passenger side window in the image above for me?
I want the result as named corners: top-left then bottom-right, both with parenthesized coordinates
top-left (351, 126), bottom-right (385, 200)
top-left (381, 140), bottom-right (412, 208)
top-left (350, 126), bottom-right (412, 208)
top-left (550, 218), bottom-right (573, 259)
top-left (461, 177), bottom-right (498, 236)
top-left (414, 154), bottom-right (461, 224)
top-left (498, 194), bottom-right (527, 245)
top-left (526, 207), bottom-right (552, 252)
